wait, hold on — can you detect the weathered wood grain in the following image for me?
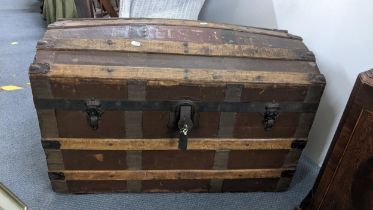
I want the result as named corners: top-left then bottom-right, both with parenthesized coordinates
top-left (37, 38), bottom-right (313, 61)
top-left (42, 138), bottom-right (301, 150)
top-left (45, 149), bottom-right (64, 170)
top-left (51, 168), bottom-right (290, 180)
top-left (35, 64), bottom-right (325, 85)
top-left (36, 109), bottom-right (59, 138)
top-left (47, 19), bottom-right (301, 40)
top-left (34, 51), bottom-right (320, 74)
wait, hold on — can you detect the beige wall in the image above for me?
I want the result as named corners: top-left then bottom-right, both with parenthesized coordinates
top-left (273, 0), bottom-right (373, 166)
top-left (199, 0), bottom-right (278, 28)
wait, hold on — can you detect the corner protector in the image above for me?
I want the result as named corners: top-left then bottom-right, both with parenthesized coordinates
top-left (291, 140), bottom-right (307, 149)
top-left (48, 172), bottom-right (65, 180)
top-left (281, 169), bottom-right (296, 178)
top-left (29, 63), bottom-right (50, 74)
top-left (41, 140), bottom-right (61, 150)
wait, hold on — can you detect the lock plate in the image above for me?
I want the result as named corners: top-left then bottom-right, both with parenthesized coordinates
top-left (85, 99), bottom-right (102, 130)
top-left (263, 103), bottom-right (280, 131)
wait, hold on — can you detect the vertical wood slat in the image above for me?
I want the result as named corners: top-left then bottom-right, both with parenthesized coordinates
top-left (209, 150), bottom-right (230, 192)
top-left (37, 109), bottom-right (59, 138)
top-left (212, 84), bottom-right (242, 192)
top-left (30, 77), bottom-right (53, 99)
top-left (295, 84), bottom-right (324, 138)
top-left (125, 81), bottom-right (146, 138)
top-left (126, 151), bottom-right (142, 192)
top-left (45, 149), bottom-right (65, 170)
top-left (125, 81), bottom-right (146, 192)
top-left (31, 76), bottom-right (59, 138)
top-left (218, 84), bottom-right (243, 137)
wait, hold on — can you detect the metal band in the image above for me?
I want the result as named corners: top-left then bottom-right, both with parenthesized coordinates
top-left (45, 149), bottom-right (65, 170)
top-left (218, 84), bottom-right (242, 138)
top-left (34, 99), bottom-right (319, 113)
top-left (125, 81), bottom-right (146, 138)
top-left (126, 151), bottom-right (142, 192)
top-left (210, 150), bottom-right (230, 192)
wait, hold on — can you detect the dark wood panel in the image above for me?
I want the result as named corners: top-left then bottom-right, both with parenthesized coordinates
top-left (56, 110), bottom-right (126, 138)
top-left (222, 178), bottom-right (279, 192)
top-left (241, 85), bottom-right (308, 102)
top-left (62, 150), bottom-right (127, 170)
top-left (228, 150), bottom-right (289, 169)
top-left (234, 113), bottom-right (300, 138)
top-left (67, 180), bottom-right (127, 193)
top-left (145, 84), bottom-right (225, 101)
top-left (51, 78), bottom-right (128, 100)
top-left (37, 50), bottom-right (319, 73)
top-left (142, 180), bottom-right (210, 192)
top-left (58, 150), bottom-right (292, 170)
top-left (142, 150), bottom-right (214, 170)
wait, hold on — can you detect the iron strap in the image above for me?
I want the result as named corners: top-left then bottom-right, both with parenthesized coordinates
top-left (34, 99), bottom-right (318, 113)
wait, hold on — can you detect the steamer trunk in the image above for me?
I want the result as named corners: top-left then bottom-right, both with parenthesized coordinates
top-left (30, 19), bottom-right (325, 193)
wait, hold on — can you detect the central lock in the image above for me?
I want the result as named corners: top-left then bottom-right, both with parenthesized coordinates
top-left (174, 101), bottom-right (197, 151)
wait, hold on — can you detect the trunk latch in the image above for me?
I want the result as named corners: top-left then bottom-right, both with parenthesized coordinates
top-left (176, 102), bottom-right (195, 151)
top-left (263, 103), bottom-right (280, 130)
top-left (85, 99), bottom-right (102, 130)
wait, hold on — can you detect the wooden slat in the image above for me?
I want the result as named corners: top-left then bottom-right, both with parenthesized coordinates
top-left (42, 138), bottom-right (300, 150)
top-left (47, 19), bottom-right (301, 40)
top-left (51, 180), bottom-right (68, 193)
top-left (34, 50), bottom-right (320, 74)
top-left (45, 149), bottom-right (65, 170)
top-left (36, 64), bottom-right (325, 85)
top-left (44, 25), bottom-right (307, 51)
top-left (52, 168), bottom-right (290, 180)
top-left (37, 38), bottom-right (313, 61)
top-left (37, 109), bottom-right (59, 138)
top-left (218, 84), bottom-right (242, 138)
top-left (125, 81), bottom-right (145, 138)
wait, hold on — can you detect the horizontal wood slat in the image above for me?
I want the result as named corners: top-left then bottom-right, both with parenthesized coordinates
top-left (42, 138), bottom-right (304, 150)
top-left (37, 39), bottom-right (313, 61)
top-left (32, 64), bottom-right (325, 85)
top-left (51, 168), bottom-right (292, 180)
top-left (48, 19), bottom-right (301, 40)
top-left (34, 51), bottom-right (319, 74)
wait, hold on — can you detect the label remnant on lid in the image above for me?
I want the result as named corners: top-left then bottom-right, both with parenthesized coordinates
top-left (131, 41), bottom-right (141, 47)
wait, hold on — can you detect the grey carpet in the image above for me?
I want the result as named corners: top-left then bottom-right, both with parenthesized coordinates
top-left (0, 1), bottom-right (319, 209)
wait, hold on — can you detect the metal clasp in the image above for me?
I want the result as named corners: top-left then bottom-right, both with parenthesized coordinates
top-left (263, 103), bottom-right (280, 131)
top-left (85, 99), bottom-right (102, 130)
top-left (176, 101), bottom-right (196, 151)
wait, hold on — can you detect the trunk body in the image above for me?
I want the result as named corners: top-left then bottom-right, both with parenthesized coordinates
top-left (30, 19), bottom-right (325, 193)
